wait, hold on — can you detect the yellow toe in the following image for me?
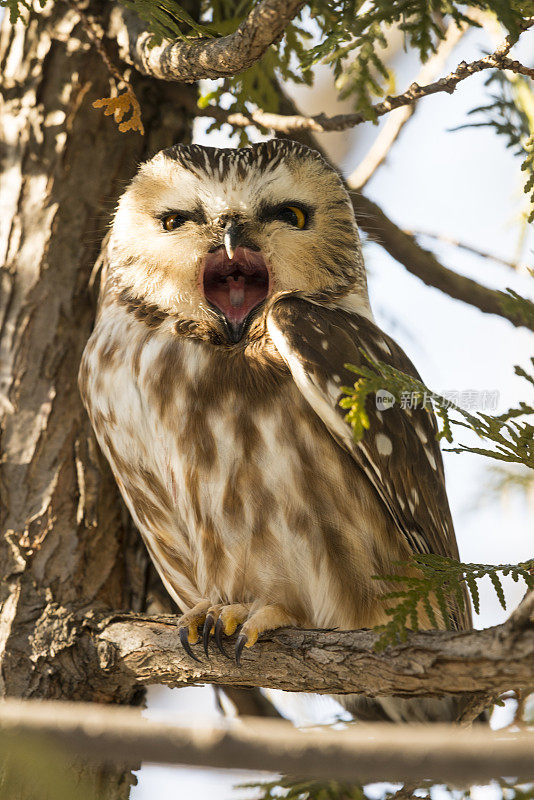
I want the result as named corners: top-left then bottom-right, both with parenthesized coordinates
top-left (244, 629), bottom-right (258, 648)
top-left (219, 603), bottom-right (250, 636)
top-left (223, 618), bottom-right (238, 636)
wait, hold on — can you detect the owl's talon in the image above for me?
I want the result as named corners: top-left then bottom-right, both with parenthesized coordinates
top-left (179, 626), bottom-right (202, 663)
top-left (214, 618), bottom-right (230, 658)
top-left (235, 632), bottom-right (248, 666)
top-left (202, 613), bottom-right (215, 656)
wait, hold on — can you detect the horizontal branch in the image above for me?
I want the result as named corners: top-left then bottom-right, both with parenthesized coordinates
top-left (349, 193), bottom-right (533, 330)
top-left (1, 699), bottom-right (534, 785)
top-left (404, 229), bottom-right (528, 272)
top-left (93, 611), bottom-right (534, 698)
top-left (502, 56), bottom-right (534, 80)
top-left (197, 20), bottom-right (534, 133)
top-left (119, 0), bottom-right (304, 82)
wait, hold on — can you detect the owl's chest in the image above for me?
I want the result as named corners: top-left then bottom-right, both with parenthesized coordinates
top-left (82, 314), bottom-right (331, 536)
top-left (139, 336), bottom-right (321, 533)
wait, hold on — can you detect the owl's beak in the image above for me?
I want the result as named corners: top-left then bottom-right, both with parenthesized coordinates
top-left (223, 219), bottom-right (239, 260)
top-left (202, 246), bottom-right (270, 344)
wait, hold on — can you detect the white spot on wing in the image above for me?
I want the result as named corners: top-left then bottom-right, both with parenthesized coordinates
top-left (415, 422), bottom-right (427, 444)
top-left (326, 380), bottom-right (341, 401)
top-left (377, 340), bottom-right (391, 355)
top-left (375, 433), bottom-right (393, 456)
top-left (425, 447), bottom-right (437, 470)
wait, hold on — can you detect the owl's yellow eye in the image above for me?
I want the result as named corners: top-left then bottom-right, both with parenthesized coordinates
top-left (276, 205), bottom-right (307, 229)
top-left (162, 213), bottom-right (186, 232)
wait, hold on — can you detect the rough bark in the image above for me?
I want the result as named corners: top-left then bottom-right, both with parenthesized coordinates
top-left (1, 4), bottom-right (532, 795)
top-left (8, 604), bottom-right (531, 704)
top-left (0, 2), bottom-right (194, 796)
top-left (115, 0), bottom-right (304, 81)
top-left (85, 610), bottom-right (534, 699)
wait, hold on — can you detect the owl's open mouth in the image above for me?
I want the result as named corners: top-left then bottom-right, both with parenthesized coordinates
top-left (202, 246), bottom-right (270, 342)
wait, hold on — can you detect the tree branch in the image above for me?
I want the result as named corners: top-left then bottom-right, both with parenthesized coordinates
top-left (1, 699), bottom-right (534, 785)
top-left (501, 56), bottom-right (534, 80)
top-left (507, 590), bottom-right (534, 629)
top-left (348, 19), bottom-right (469, 190)
top-left (404, 229), bottom-right (529, 272)
top-left (117, 0), bottom-right (304, 82)
top-left (196, 20), bottom-right (534, 132)
top-left (91, 611), bottom-right (534, 698)
top-left (350, 193), bottom-right (533, 330)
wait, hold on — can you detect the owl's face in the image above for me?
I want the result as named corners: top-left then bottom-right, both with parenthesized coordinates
top-left (111, 141), bottom-right (366, 342)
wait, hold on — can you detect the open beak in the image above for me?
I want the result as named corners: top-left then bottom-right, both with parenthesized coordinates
top-left (202, 245), bottom-right (270, 343)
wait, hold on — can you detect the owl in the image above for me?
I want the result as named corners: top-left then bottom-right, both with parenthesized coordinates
top-left (80, 140), bottom-right (469, 722)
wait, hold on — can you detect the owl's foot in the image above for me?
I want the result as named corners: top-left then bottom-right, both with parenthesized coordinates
top-left (235, 604), bottom-right (296, 666)
top-left (177, 600), bottom-right (212, 662)
top-left (179, 601), bottom-right (296, 666)
top-left (202, 603), bottom-right (251, 658)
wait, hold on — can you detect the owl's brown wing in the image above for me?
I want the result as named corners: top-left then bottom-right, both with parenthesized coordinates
top-left (267, 295), bottom-right (463, 580)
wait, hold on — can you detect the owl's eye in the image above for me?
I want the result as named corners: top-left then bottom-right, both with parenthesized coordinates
top-left (275, 205), bottom-right (307, 229)
top-left (162, 213), bottom-right (187, 232)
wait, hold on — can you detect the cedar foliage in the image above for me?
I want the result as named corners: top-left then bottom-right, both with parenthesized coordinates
top-left (373, 555), bottom-right (534, 649)
top-left (340, 353), bottom-right (534, 466)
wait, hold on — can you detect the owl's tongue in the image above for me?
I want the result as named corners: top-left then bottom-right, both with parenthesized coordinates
top-left (205, 271), bottom-right (268, 323)
top-left (227, 274), bottom-right (246, 309)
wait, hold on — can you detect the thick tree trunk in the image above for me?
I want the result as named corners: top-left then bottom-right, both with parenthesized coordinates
top-left (0, 2), bottom-right (194, 796)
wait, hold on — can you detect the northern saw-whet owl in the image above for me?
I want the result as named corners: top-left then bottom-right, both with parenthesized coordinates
top-left (80, 140), bottom-right (469, 722)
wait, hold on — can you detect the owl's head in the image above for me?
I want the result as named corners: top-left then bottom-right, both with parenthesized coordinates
top-left (111, 140), bottom-right (368, 343)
